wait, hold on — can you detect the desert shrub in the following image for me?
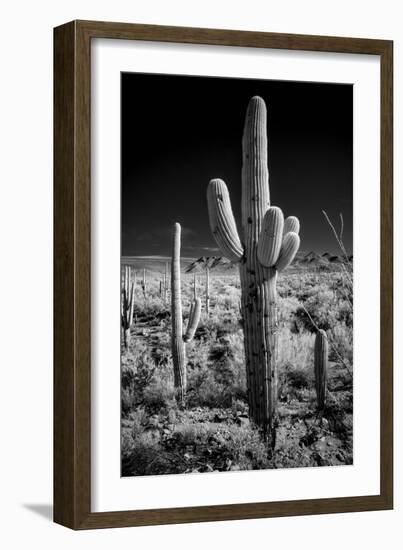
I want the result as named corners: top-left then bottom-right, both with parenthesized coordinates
top-left (278, 362), bottom-right (315, 404)
top-left (194, 318), bottom-right (219, 341)
top-left (336, 298), bottom-right (353, 327)
top-left (186, 337), bottom-right (210, 370)
top-left (150, 342), bottom-right (171, 368)
top-left (168, 420), bottom-right (270, 471)
top-left (134, 298), bottom-right (168, 324)
top-left (171, 422), bottom-right (207, 446)
top-left (121, 429), bottom-right (135, 461)
top-left (121, 388), bottom-right (135, 417)
top-left (286, 367), bottom-right (311, 390)
top-left (221, 425), bottom-right (270, 470)
top-left (216, 338), bottom-right (246, 399)
top-left (231, 398), bottom-right (249, 415)
top-left (329, 321), bottom-right (353, 368)
top-left (305, 289), bottom-right (336, 326)
top-left (195, 377), bottom-right (232, 408)
top-left (122, 431), bottom-right (173, 476)
top-left (213, 283), bottom-right (241, 311)
top-left (277, 327), bottom-right (315, 371)
top-left (142, 377), bottom-right (176, 412)
top-left (187, 329), bottom-right (247, 408)
top-left (278, 274), bottom-right (305, 298)
top-left (121, 408), bottom-right (151, 474)
top-left (121, 343), bottom-right (157, 416)
top-left (278, 295), bottom-right (301, 327)
top-left (129, 406), bottom-right (148, 438)
top-left (187, 366), bottom-right (231, 408)
top-left (294, 272), bottom-right (352, 330)
top-left (197, 313), bottom-right (240, 341)
top-left (276, 326), bottom-right (315, 401)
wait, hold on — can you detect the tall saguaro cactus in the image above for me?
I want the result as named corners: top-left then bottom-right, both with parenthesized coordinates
top-left (171, 223), bottom-right (202, 404)
top-left (207, 96), bottom-right (300, 443)
top-left (121, 265), bottom-right (135, 349)
top-left (314, 329), bottom-right (328, 410)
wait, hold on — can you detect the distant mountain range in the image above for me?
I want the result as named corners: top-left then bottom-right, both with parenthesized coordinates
top-left (185, 256), bottom-right (233, 273)
top-left (295, 251), bottom-right (353, 268)
top-left (185, 252), bottom-right (352, 274)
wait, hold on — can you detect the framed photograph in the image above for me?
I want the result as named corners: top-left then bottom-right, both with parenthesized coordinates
top-left (54, 20), bottom-right (393, 529)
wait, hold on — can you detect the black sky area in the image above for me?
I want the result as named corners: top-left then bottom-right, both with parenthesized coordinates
top-left (121, 72), bottom-right (353, 257)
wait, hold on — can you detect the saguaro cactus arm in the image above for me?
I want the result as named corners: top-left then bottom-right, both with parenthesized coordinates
top-left (184, 298), bottom-right (201, 342)
top-left (275, 232), bottom-right (300, 272)
top-left (207, 178), bottom-right (244, 262)
top-left (284, 215), bottom-right (300, 235)
top-left (257, 206), bottom-right (284, 267)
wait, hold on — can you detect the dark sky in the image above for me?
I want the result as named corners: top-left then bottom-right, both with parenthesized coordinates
top-left (121, 72), bottom-right (353, 257)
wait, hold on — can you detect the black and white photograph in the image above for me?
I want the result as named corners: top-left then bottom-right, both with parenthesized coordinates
top-left (120, 72), bottom-right (353, 476)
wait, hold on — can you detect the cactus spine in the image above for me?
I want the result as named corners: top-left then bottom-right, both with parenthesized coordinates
top-left (171, 223), bottom-right (202, 404)
top-left (314, 329), bottom-right (328, 410)
top-left (207, 96), bottom-right (300, 443)
top-left (121, 266), bottom-right (135, 349)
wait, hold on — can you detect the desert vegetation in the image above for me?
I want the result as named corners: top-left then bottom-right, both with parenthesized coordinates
top-left (121, 251), bottom-right (352, 476)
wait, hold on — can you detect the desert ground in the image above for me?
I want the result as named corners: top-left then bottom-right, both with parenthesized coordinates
top-left (121, 253), bottom-right (353, 476)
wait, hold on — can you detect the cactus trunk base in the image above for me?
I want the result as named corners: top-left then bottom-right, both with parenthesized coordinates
top-left (240, 264), bottom-right (278, 446)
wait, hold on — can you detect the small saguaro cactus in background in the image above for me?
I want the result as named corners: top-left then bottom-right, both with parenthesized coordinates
top-left (171, 223), bottom-right (202, 405)
top-left (207, 96), bottom-right (300, 444)
top-left (185, 256), bottom-right (228, 316)
top-left (121, 265), bottom-right (135, 349)
top-left (193, 273), bottom-right (198, 300)
top-left (164, 261), bottom-right (169, 302)
top-left (314, 329), bottom-right (328, 410)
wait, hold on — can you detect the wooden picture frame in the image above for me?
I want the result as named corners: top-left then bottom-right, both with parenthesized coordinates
top-left (54, 19), bottom-right (393, 530)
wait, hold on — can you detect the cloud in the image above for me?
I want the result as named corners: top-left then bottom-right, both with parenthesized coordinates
top-left (183, 245), bottom-right (220, 252)
top-left (123, 224), bottom-right (219, 256)
top-left (180, 226), bottom-right (196, 239)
